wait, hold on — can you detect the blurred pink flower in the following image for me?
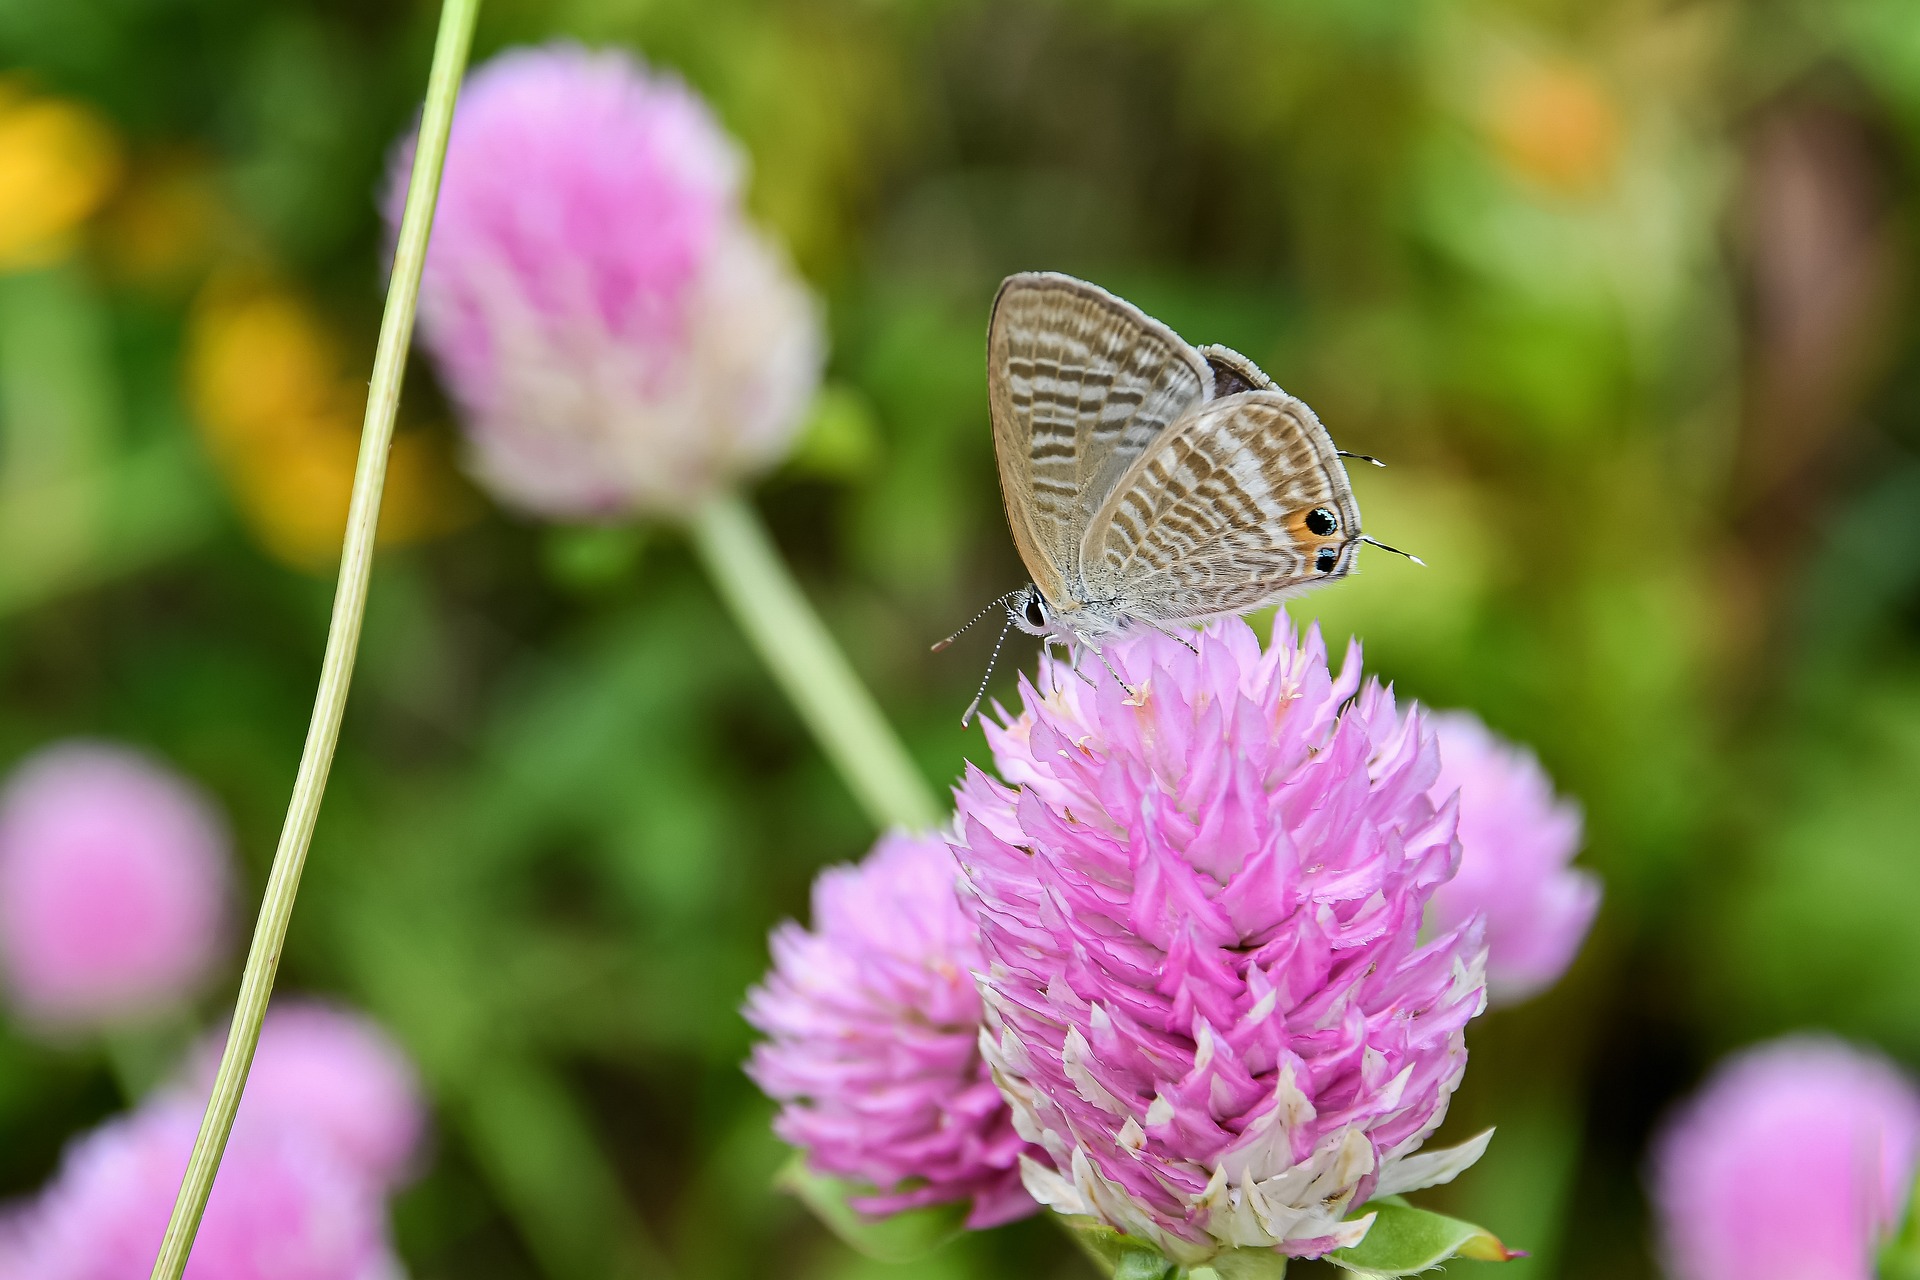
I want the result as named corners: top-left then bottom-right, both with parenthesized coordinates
top-left (953, 617), bottom-right (1490, 1265)
top-left (745, 832), bottom-right (1035, 1228)
top-left (1426, 711), bottom-right (1598, 1006)
top-left (0, 743), bottom-right (231, 1032)
top-left (3, 1098), bottom-right (401, 1280)
top-left (392, 42), bottom-right (823, 520)
top-left (1651, 1035), bottom-right (1920, 1280)
top-left (180, 1000), bottom-right (426, 1190)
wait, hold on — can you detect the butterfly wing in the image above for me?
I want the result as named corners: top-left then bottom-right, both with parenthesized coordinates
top-left (988, 272), bottom-right (1213, 605)
top-left (1197, 344), bottom-right (1280, 398)
top-left (1079, 390), bottom-right (1362, 623)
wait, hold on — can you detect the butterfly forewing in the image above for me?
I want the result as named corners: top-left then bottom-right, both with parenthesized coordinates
top-left (988, 273), bottom-right (1212, 605)
top-left (1079, 391), bottom-right (1360, 622)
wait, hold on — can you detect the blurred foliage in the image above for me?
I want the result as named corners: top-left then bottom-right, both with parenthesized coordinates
top-left (2, 0), bottom-right (1920, 1277)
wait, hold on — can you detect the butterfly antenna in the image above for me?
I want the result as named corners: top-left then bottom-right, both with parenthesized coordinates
top-left (932, 591), bottom-right (1017, 653)
top-left (1361, 535), bottom-right (1426, 566)
top-left (1338, 450), bottom-right (1387, 467)
top-left (960, 614), bottom-right (1016, 728)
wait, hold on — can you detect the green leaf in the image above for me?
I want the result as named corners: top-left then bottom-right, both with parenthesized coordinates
top-left (542, 524), bottom-right (647, 593)
top-left (1328, 1198), bottom-right (1522, 1276)
top-left (1115, 1252), bottom-right (1177, 1280)
top-left (775, 1153), bottom-right (970, 1263)
top-left (1187, 1247), bottom-right (1291, 1279)
top-left (1057, 1217), bottom-right (1176, 1279)
top-left (1054, 1216), bottom-right (1287, 1279)
top-left (787, 382), bottom-right (883, 480)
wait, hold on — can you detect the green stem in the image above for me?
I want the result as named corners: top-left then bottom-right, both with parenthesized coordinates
top-left (688, 492), bottom-right (941, 833)
top-left (145, 0), bottom-right (479, 1274)
top-left (1879, 1169), bottom-right (1920, 1280)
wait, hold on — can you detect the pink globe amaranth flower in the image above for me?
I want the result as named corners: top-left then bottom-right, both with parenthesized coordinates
top-left (744, 832), bottom-right (1037, 1229)
top-left (392, 42), bottom-right (824, 521)
top-left (0, 742), bottom-right (232, 1032)
top-left (953, 617), bottom-right (1492, 1265)
top-left (1426, 711), bottom-right (1598, 1006)
top-left (178, 999), bottom-right (427, 1190)
top-left (1651, 1036), bottom-right (1920, 1280)
top-left (4, 1098), bottom-right (402, 1280)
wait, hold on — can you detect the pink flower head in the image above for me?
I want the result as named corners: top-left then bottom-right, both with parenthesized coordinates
top-left (4, 1098), bottom-right (401, 1280)
top-left (1651, 1036), bottom-right (1920, 1280)
top-left (953, 617), bottom-right (1490, 1265)
top-left (392, 42), bottom-right (823, 520)
top-left (0, 742), bottom-right (232, 1032)
top-left (1426, 711), bottom-right (1598, 1006)
top-left (744, 832), bottom-right (1036, 1229)
top-left (180, 1000), bottom-right (427, 1190)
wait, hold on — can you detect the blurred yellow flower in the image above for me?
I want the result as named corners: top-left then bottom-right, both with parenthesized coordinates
top-left (1484, 57), bottom-right (1623, 196)
top-left (0, 78), bottom-right (121, 270)
top-left (99, 152), bottom-right (225, 292)
top-left (186, 275), bottom-right (472, 571)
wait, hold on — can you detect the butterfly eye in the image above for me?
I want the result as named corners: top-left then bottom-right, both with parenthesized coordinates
top-left (1023, 595), bottom-right (1048, 628)
top-left (1314, 547), bottom-right (1339, 574)
top-left (1305, 508), bottom-right (1339, 537)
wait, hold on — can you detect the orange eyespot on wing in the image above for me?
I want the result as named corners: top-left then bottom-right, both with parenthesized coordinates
top-left (1078, 390), bottom-right (1362, 620)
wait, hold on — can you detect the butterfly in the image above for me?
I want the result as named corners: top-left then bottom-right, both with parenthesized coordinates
top-left (938, 271), bottom-right (1414, 723)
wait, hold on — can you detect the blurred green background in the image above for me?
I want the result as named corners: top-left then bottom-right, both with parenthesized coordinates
top-left (3, 0), bottom-right (1919, 1275)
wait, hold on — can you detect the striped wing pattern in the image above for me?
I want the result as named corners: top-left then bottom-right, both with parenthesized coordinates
top-left (988, 273), bottom-right (1212, 604)
top-left (1081, 391), bottom-right (1360, 621)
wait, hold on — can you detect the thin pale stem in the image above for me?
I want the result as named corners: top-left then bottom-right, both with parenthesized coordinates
top-left (145, 0), bottom-right (479, 1274)
top-left (688, 492), bottom-right (941, 833)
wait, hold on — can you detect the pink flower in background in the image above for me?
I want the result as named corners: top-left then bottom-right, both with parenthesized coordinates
top-left (4, 1098), bottom-right (401, 1280)
top-left (745, 832), bottom-right (1035, 1228)
top-left (953, 617), bottom-right (1490, 1265)
top-left (181, 1000), bottom-right (426, 1190)
top-left (392, 42), bottom-right (823, 520)
top-left (1426, 711), bottom-right (1598, 1005)
top-left (1651, 1035), bottom-right (1920, 1280)
top-left (0, 743), bottom-right (231, 1031)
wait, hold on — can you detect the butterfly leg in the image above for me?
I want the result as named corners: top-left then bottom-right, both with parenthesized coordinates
top-left (1136, 613), bottom-right (1200, 656)
top-left (1054, 638), bottom-right (1098, 690)
top-left (1082, 640), bottom-right (1138, 698)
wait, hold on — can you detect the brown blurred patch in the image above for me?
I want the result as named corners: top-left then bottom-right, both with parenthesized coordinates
top-left (1731, 90), bottom-right (1905, 552)
top-left (185, 270), bottom-right (476, 572)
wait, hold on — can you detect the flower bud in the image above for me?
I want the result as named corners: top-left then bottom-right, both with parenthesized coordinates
top-left (1426, 711), bottom-right (1598, 1005)
top-left (1651, 1035), bottom-right (1920, 1280)
top-left (393, 43), bottom-right (823, 520)
top-left (746, 832), bottom-right (1036, 1228)
top-left (180, 999), bottom-right (426, 1190)
top-left (1, 1099), bottom-right (401, 1280)
top-left (953, 618), bottom-right (1490, 1265)
top-left (0, 743), bottom-right (231, 1032)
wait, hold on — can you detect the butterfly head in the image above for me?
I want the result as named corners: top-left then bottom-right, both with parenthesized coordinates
top-left (1008, 586), bottom-right (1056, 638)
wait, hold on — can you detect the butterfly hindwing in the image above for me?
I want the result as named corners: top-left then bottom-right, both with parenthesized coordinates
top-left (1197, 344), bottom-right (1280, 398)
top-left (988, 273), bottom-right (1213, 605)
top-left (1078, 390), bottom-right (1361, 622)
